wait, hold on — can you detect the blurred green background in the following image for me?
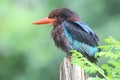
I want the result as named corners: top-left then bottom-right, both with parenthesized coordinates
top-left (0, 0), bottom-right (120, 80)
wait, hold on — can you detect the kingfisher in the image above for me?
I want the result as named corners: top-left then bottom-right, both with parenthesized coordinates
top-left (33, 8), bottom-right (99, 62)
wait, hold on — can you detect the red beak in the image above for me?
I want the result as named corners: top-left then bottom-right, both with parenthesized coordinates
top-left (32, 18), bottom-right (56, 25)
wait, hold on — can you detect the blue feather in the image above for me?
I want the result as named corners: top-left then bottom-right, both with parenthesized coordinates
top-left (74, 21), bottom-right (95, 35)
top-left (73, 40), bottom-right (98, 56)
top-left (62, 21), bottom-right (98, 57)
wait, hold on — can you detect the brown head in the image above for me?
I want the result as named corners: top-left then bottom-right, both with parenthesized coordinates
top-left (33, 8), bottom-right (80, 26)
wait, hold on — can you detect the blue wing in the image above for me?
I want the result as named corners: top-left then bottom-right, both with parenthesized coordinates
top-left (62, 21), bottom-right (99, 46)
top-left (61, 21), bottom-right (99, 59)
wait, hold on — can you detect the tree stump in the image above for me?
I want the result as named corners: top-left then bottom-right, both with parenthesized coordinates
top-left (60, 57), bottom-right (88, 80)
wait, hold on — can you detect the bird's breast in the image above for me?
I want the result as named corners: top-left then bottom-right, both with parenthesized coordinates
top-left (51, 25), bottom-right (64, 47)
top-left (51, 25), bottom-right (72, 54)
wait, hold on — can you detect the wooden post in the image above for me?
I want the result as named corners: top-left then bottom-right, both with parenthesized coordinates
top-left (60, 57), bottom-right (88, 80)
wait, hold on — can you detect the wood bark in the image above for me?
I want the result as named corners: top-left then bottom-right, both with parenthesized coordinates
top-left (60, 57), bottom-right (88, 80)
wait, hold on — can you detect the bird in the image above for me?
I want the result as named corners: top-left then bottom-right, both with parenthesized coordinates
top-left (32, 8), bottom-right (100, 62)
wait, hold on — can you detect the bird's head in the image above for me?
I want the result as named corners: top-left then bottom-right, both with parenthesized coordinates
top-left (33, 8), bottom-right (80, 26)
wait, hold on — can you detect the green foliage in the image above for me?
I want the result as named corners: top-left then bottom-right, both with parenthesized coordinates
top-left (71, 37), bottom-right (120, 80)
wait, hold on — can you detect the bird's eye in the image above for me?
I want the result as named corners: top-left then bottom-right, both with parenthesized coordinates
top-left (55, 15), bottom-right (61, 18)
top-left (54, 16), bottom-right (57, 18)
top-left (58, 16), bottom-right (61, 18)
top-left (54, 15), bottom-right (59, 18)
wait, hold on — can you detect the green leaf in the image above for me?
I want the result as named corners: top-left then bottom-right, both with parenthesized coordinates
top-left (71, 37), bottom-right (120, 80)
